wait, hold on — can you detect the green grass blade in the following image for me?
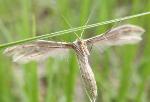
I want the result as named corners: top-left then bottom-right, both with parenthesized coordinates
top-left (0, 11), bottom-right (150, 49)
top-left (23, 62), bottom-right (38, 102)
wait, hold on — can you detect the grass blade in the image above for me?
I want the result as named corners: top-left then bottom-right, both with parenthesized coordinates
top-left (0, 11), bottom-right (150, 49)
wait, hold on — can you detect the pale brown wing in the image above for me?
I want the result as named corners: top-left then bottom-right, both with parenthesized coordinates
top-left (85, 24), bottom-right (145, 47)
top-left (4, 40), bottom-right (72, 64)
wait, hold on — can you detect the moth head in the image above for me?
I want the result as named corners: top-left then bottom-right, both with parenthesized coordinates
top-left (75, 40), bottom-right (86, 46)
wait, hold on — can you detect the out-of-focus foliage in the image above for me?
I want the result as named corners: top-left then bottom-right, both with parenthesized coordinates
top-left (0, 0), bottom-right (150, 102)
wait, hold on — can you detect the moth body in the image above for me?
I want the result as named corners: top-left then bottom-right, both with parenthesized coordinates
top-left (73, 40), bottom-right (97, 102)
top-left (3, 24), bottom-right (145, 102)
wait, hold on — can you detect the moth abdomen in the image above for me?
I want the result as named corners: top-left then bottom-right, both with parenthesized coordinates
top-left (80, 63), bottom-right (97, 102)
top-left (74, 40), bottom-right (97, 102)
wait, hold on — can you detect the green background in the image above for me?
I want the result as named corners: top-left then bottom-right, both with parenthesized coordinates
top-left (0, 0), bottom-right (150, 102)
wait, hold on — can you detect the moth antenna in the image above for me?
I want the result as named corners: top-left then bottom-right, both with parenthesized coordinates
top-left (61, 15), bottom-right (80, 39)
top-left (80, 17), bottom-right (90, 38)
top-left (55, 3), bottom-right (81, 40)
top-left (80, 2), bottom-right (97, 38)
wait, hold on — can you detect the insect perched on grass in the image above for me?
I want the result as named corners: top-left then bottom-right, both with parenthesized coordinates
top-left (4, 24), bottom-right (144, 102)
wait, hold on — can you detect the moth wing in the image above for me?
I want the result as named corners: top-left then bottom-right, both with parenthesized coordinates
top-left (4, 40), bottom-right (72, 64)
top-left (85, 24), bottom-right (145, 49)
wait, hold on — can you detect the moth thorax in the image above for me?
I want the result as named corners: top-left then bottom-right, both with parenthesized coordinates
top-left (77, 40), bottom-right (90, 56)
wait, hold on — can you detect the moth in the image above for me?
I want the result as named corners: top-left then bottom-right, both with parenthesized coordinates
top-left (4, 24), bottom-right (145, 102)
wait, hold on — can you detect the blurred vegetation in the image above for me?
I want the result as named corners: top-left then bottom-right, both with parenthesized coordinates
top-left (0, 0), bottom-right (150, 102)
